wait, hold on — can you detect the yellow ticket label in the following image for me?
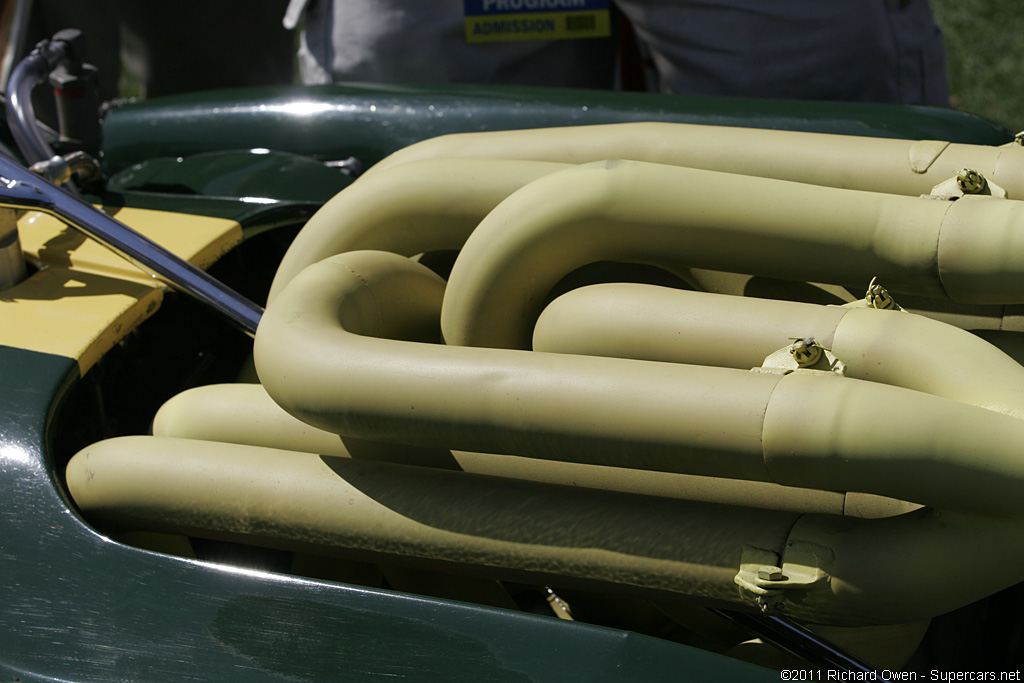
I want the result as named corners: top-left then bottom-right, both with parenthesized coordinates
top-left (464, 0), bottom-right (610, 43)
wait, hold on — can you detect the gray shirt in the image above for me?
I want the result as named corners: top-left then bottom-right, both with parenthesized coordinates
top-left (285, 0), bottom-right (949, 106)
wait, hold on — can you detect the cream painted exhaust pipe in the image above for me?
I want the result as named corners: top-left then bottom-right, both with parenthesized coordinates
top-left (268, 158), bottom-right (571, 303)
top-left (154, 378), bottom-right (915, 519)
top-left (68, 248), bottom-right (1024, 626)
top-left (67, 121), bottom-right (1024, 628)
top-left (66, 434), bottom-right (803, 612)
top-left (440, 160), bottom-right (1024, 350)
top-left (534, 284), bottom-right (1024, 419)
top-left (66, 432), bottom-right (1024, 626)
top-left (257, 250), bottom-right (783, 484)
top-left (255, 250), bottom-right (1024, 517)
top-left (365, 121), bottom-right (1024, 199)
top-left (272, 123), bottom-right (1024, 307)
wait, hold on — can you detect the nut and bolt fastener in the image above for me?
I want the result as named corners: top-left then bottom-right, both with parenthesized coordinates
top-left (956, 168), bottom-right (988, 195)
top-left (789, 338), bottom-right (822, 367)
top-left (866, 277), bottom-right (895, 309)
top-left (757, 566), bottom-right (784, 581)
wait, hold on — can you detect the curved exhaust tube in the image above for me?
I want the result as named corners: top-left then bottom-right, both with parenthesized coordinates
top-left (255, 251), bottom-right (1024, 518)
top-left (271, 122), bottom-right (1024, 305)
top-left (268, 159), bottom-right (570, 303)
top-left (267, 133), bottom-right (1024, 335)
top-left (69, 248), bottom-right (1024, 626)
top-left (67, 122), bottom-right (1024, 629)
top-left (440, 160), bottom-right (1024, 349)
top-left (257, 251), bottom-right (785, 483)
top-left (253, 250), bottom-right (1024, 624)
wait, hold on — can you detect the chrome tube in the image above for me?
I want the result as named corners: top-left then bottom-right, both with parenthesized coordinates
top-left (5, 39), bottom-right (62, 164)
top-left (0, 153), bottom-right (263, 334)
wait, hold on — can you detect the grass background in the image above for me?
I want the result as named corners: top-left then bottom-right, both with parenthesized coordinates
top-left (931, 0), bottom-right (1024, 132)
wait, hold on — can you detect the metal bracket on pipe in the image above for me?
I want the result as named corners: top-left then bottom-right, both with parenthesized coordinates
top-left (754, 339), bottom-right (847, 376)
top-left (864, 276), bottom-right (901, 310)
top-left (0, 153), bottom-right (263, 336)
top-left (734, 544), bottom-right (831, 614)
top-left (925, 168), bottom-right (1007, 200)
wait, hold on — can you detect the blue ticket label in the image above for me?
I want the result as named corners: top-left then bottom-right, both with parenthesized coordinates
top-left (464, 0), bottom-right (611, 43)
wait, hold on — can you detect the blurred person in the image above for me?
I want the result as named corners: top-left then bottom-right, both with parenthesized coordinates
top-left (616, 0), bottom-right (949, 105)
top-left (284, 0), bottom-right (949, 106)
top-left (284, 0), bottom-right (617, 89)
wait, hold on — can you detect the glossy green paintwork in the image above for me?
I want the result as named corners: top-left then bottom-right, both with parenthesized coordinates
top-left (101, 83), bottom-right (1013, 175)
top-left (104, 149), bottom-right (353, 236)
top-left (108, 149), bottom-right (352, 204)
